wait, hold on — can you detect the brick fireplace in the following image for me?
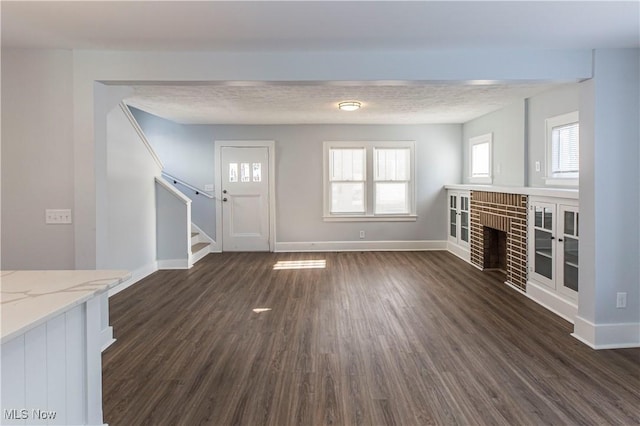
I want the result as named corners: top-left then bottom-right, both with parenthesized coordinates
top-left (470, 191), bottom-right (528, 291)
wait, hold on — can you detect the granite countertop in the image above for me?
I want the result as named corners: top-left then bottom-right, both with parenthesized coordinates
top-left (1, 270), bottom-right (130, 344)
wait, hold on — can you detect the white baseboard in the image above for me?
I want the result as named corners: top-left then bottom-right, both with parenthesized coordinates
top-left (158, 258), bottom-right (190, 270)
top-left (274, 240), bottom-right (447, 252)
top-left (446, 242), bottom-right (470, 263)
top-left (108, 261), bottom-right (158, 297)
top-left (526, 280), bottom-right (578, 324)
top-left (100, 326), bottom-right (115, 352)
top-left (572, 316), bottom-right (640, 349)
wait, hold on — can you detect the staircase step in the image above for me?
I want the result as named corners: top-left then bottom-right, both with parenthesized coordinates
top-left (191, 242), bottom-right (210, 253)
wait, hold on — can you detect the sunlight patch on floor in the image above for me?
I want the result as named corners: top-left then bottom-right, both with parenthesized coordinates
top-left (273, 259), bottom-right (327, 270)
top-left (252, 308), bottom-right (272, 313)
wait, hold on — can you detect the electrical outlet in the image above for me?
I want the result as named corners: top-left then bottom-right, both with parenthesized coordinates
top-left (535, 161), bottom-right (541, 172)
top-left (359, 230), bottom-right (365, 239)
top-left (616, 292), bottom-right (627, 308)
top-left (46, 209), bottom-right (72, 224)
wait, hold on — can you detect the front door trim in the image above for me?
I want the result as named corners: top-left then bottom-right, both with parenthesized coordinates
top-left (214, 140), bottom-right (276, 252)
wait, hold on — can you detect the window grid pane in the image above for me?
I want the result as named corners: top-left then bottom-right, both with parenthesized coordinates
top-left (375, 182), bottom-right (408, 214)
top-left (331, 182), bottom-right (365, 213)
top-left (330, 148), bottom-right (365, 181)
top-left (375, 148), bottom-right (409, 181)
top-left (552, 122), bottom-right (579, 174)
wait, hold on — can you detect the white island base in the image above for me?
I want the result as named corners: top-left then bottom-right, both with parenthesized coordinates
top-left (1, 270), bottom-right (130, 425)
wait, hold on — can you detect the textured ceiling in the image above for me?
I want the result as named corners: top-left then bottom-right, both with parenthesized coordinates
top-left (125, 82), bottom-right (569, 125)
top-left (3, 1), bottom-right (628, 124)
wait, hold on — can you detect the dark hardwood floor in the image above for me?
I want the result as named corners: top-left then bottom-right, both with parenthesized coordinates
top-left (103, 251), bottom-right (640, 425)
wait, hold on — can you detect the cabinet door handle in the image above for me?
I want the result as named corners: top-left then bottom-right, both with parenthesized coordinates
top-left (558, 238), bottom-right (563, 242)
top-left (550, 236), bottom-right (555, 240)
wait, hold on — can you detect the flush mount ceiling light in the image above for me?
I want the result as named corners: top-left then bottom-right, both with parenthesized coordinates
top-left (338, 101), bottom-right (362, 111)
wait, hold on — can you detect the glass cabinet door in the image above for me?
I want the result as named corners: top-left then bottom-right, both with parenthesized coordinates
top-left (531, 202), bottom-right (555, 287)
top-left (559, 206), bottom-right (579, 297)
top-left (449, 194), bottom-right (457, 239)
top-left (460, 195), bottom-right (470, 245)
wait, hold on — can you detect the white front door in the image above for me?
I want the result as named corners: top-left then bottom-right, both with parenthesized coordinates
top-left (221, 147), bottom-right (270, 251)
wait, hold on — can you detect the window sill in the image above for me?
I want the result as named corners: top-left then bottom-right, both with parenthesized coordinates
top-left (323, 215), bottom-right (418, 222)
top-left (544, 177), bottom-right (578, 186)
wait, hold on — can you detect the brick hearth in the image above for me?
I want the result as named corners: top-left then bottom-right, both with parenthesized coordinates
top-left (470, 191), bottom-right (528, 291)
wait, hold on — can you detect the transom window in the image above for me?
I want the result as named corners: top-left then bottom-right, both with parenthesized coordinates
top-left (546, 111), bottom-right (579, 185)
top-left (469, 133), bottom-right (492, 184)
top-left (324, 141), bottom-right (416, 221)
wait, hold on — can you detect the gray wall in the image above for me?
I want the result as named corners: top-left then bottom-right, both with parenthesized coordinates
top-left (131, 108), bottom-right (216, 238)
top-left (462, 101), bottom-right (526, 186)
top-left (211, 124), bottom-right (462, 243)
top-left (156, 181), bottom-right (190, 262)
top-left (125, 118), bottom-right (462, 243)
top-left (527, 84), bottom-right (581, 187)
top-left (578, 49), bottom-right (639, 329)
top-left (1, 49), bottom-right (75, 269)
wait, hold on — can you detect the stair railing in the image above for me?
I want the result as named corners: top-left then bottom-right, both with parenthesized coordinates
top-left (162, 172), bottom-right (214, 199)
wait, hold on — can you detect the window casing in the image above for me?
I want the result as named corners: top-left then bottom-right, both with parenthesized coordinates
top-left (324, 141), bottom-right (416, 221)
top-left (546, 111), bottom-right (579, 186)
top-left (469, 133), bottom-right (492, 184)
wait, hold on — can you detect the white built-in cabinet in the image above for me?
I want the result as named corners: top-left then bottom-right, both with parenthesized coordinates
top-left (527, 196), bottom-right (579, 321)
top-left (447, 190), bottom-right (470, 261)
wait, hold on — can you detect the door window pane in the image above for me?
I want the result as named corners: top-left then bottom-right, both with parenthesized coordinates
top-left (229, 163), bottom-right (238, 182)
top-left (240, 163), bottom-right (250, 182)
top-left (252, 163), bottom-right (262, 182)
top-left (535, 206), bottom-right (543, 228)
top-left (331, 182), bottom-right (364, 213)
top-left (375, 183), bottom-right (408, 214)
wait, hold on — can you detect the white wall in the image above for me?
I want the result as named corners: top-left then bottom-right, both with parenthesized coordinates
top-left (527, 84), bottom-right (581, 187)
top-left (103, 105), bottom-right (160, 272)
top-left (1, 49), bottom-right (75, 269)
top-left (462, 101), bottom-right (526, 186)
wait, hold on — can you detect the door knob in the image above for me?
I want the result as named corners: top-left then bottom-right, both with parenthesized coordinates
top-left (223, 190), bottom-right (227, 194)
top-left (223, 198), bottom-right (228, 202)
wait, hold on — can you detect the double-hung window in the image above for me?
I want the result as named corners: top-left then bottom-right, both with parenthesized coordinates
top-left (468, 133), bottom-right (492, 184)
top-left (546, 111), bottom-right (579, 185)
top-left (324, 141), bottom-right (416, 221)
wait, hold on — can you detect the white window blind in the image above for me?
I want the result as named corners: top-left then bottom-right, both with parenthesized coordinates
top-left (551, 122), bottom-right (579, 174)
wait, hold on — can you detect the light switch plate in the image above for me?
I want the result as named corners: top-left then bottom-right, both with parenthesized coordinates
top-left (204, 184), bottom-right (214, 192)
top-left (46, 209), bottom-right (72, 224)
